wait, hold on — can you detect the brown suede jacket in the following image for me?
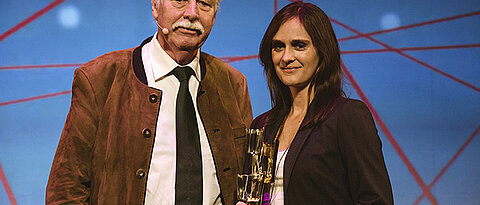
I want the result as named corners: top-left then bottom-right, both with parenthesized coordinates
top-left (46, 37), bottom-right (253, 204)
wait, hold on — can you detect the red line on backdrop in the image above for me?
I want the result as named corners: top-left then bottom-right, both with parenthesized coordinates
top-left (341, 43), bottom-right (480, 54)
top-left (339, 11), bottom-right (480, 42)
top-left (0, 0), bottom-right (66, 43)
top-left (341, 61), bottom-right (439, 205)
top-left (0, 55), bottom-right (257, 107)
top-left (0, 163), bottom-right (17, 205)
top-left (0, 0), bottom-right (473, 202)
top-left (413, 124), bottom-right (480, 205)
top-left (330, 18), bottom-right (480, 93)
top-left (0, 56), bottom-right (256, 71)
top-left (274, 0), bottom-right (278, 14)
top-left (3, 42), bottom-right (479, 71)
top-left (0, 63), bottom-right (81, 71)
top-left (0, 90), bottom-right (71, 107)
top-left (220, 54), bottom-right (259, 63)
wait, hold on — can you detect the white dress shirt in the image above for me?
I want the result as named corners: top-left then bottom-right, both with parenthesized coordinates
top-left (142, 33), bottom-right (222, 205)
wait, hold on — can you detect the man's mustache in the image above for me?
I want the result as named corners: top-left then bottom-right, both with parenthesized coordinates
top-left (172, 20), bottom-right (205, 34)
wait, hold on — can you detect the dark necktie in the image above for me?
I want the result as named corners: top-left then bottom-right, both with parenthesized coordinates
top-left (171, 66), bottom-right (203, 204)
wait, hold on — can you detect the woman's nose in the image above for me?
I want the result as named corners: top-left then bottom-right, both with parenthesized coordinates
top-left (281, 47), bottom-right (295, 64)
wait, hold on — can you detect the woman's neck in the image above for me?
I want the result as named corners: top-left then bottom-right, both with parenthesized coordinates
top-left (276, 85), bottom-right (315, 150)
top-left (289, 85), bottom-right (314, 116)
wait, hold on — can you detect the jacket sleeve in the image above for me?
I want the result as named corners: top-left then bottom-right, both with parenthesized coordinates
top-left (338, 100), bottom-right (394, 205)
top-left (235, 74), bottom-right (253, 128)
top-left (46, 68), bottom-right (98, 204)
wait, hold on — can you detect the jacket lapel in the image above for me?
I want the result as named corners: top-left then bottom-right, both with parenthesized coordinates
top-left (283, 112), bottom-right (316, 195)
top-left (196, 53), bottom-right (238, 204)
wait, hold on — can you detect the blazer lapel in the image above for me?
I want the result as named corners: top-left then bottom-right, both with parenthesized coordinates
top-left (283, 113), bottom-right (316, 195)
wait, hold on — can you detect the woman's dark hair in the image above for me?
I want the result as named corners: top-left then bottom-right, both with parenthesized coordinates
top-left (259, 2), bottom-right (344, 126)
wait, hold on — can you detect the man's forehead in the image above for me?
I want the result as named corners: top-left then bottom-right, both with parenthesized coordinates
top-left (160, 0), bottom-right (220, 4)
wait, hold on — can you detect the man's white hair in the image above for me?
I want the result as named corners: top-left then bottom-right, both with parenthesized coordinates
top-left (154, 0), bottom-right (221, 11)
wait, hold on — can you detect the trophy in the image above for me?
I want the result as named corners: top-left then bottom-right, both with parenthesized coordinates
top-left (237, 128), bottom-right (277, 204)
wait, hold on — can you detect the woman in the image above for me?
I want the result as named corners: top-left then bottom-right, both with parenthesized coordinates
top-left (245, 2), bottom-right (394, 204)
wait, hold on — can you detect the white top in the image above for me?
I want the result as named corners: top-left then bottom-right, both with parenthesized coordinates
top-left (270, 149), bottom-right (288, 205)
top-left (142, 32), bottom-right (221, 205)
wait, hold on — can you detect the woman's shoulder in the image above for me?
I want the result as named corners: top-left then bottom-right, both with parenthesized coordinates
top-left (320, 97), bottom-right (372, 124)
top-left (332, 97), bottom-right (376, 128)
top-left (339, 98), bottom-right (371, 116)
top-left (250, 110), bottom-right (272, 129)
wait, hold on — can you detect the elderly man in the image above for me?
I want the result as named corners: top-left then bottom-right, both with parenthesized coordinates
top-left (46, 0), bottom-right (252, 204)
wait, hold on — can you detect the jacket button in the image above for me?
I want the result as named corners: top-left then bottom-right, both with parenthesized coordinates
top-left (142, 128), bottom-right (152, 138)
top-left (149, 94), bottom-right (158, 103)
top-left (136, 169), bottom-right (145, 179)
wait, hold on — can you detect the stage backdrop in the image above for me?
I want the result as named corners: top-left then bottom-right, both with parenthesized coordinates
top-left (1, 0), bottom-right (479, 204)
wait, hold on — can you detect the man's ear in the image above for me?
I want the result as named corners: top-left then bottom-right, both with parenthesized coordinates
top-left (212, 10), bottom-right (217, 25)
top-left (152, 0), bottom-right (159, 19)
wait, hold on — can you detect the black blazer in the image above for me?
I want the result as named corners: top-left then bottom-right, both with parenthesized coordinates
top-left (250, 98), bottom-right (394, 204)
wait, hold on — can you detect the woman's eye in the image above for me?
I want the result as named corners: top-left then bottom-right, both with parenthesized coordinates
top-left (293, 42), bottom-right (307, 50)
top-left (272, 42), bottom-right (285, 52)
top-left (273, 46), bottom-right (284, 52)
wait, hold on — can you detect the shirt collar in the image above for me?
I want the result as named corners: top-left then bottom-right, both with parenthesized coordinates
top-left (148, 32), bottom-right (201, 82)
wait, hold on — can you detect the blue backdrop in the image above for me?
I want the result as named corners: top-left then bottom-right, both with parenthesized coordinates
top-left (1, 0), bottom-right (479, 204)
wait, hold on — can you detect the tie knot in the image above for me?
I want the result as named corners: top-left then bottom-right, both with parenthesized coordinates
top-left (172, 66), bottom-right (195, 82)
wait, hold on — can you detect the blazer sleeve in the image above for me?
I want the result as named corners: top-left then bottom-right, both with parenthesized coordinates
top-left (46, 68), bottom-right (98, 204)
top-left (338, 100), bottom-right (394, 205)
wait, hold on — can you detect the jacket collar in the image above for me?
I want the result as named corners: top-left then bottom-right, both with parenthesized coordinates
top-left (262, 97), bottom-right (346, 195)
top-left (132, 36), bottom-right (206, 85)
top-left (133, 36), bottom-right (152, 85)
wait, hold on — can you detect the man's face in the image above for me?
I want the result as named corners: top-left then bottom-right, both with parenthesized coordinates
top-left (153, 0), bottom-right (217, 51)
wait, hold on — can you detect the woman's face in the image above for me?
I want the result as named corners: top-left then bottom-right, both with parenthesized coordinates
top-left (271, 17), bottom-right (320, 90)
